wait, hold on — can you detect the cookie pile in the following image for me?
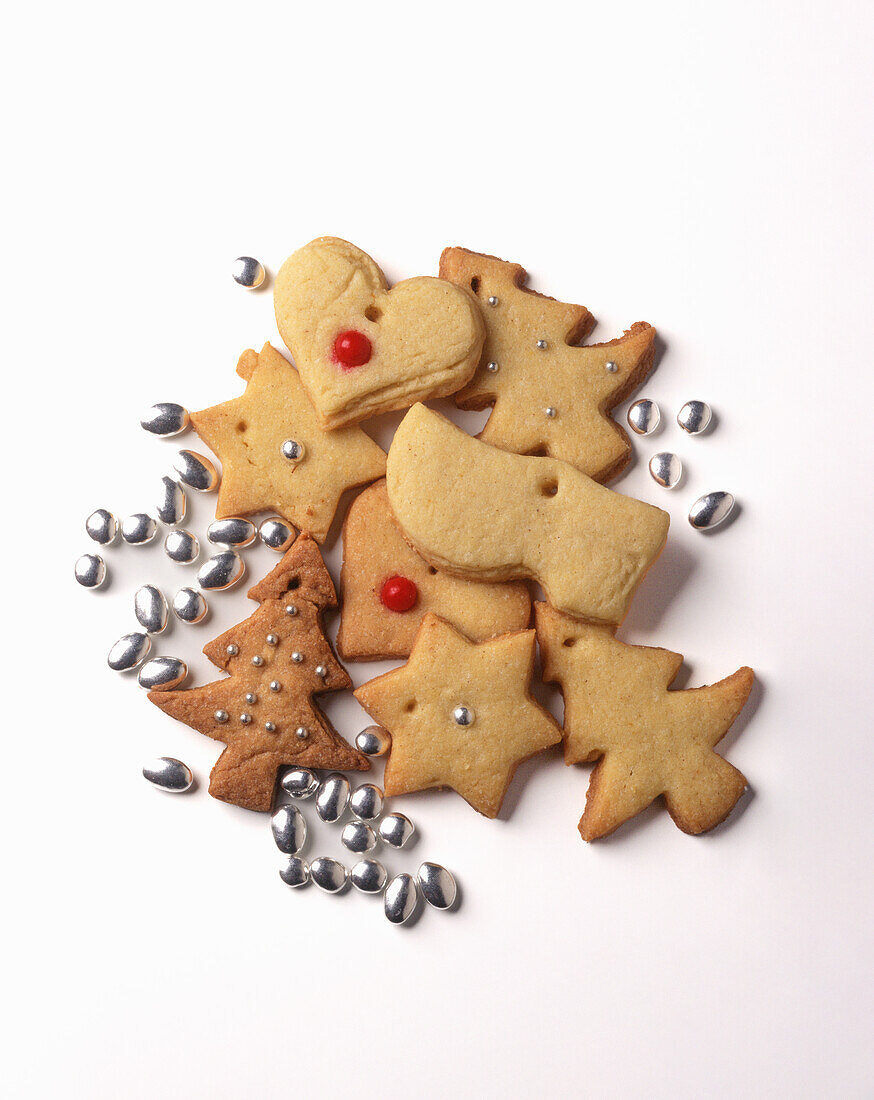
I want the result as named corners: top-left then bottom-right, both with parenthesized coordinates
top-left (79, 236), bottom-right (755, 855)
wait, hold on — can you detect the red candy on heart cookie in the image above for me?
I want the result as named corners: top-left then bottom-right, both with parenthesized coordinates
top-left (380, 575), bottom-right (418, 613)
top-left (333, 330), bottom-right (372, 370)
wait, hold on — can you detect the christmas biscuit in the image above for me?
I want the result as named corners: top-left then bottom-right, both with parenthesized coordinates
top-left (535, 602), bottom-right (754, 840)
top-left (440, 247), bottom-right (656, 482)
top-left (386, 404), bottom-right (669, 625)
top-left (337, 479), bottom-right (530, 660)
top-left (190, 343), bottom-right (385, 542)
top-left (274, 237), bottom-right (485, 429)
top-left (354, 615), bottom-right (562, 817)
top-left (149, 535), bottom-right (369, 811)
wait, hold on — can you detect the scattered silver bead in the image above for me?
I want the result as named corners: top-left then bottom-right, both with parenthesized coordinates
top-left (349, 784), bottom-right (384, 820)
top-left (606, 360), bottom-right (618, 373)
top-left (214, 710), bottom-right (229, 723)
top-left (417, 863), bottom-right (457, 910)
top-left (156, 476), bottom-right (186, 526)
top-left (142, 757), bottom-right (193, 793)
top-left (285, 604), bottom-right (298, 617)
top-left (295, 726), bottom-right (309, 741)
top-left (107, 632), bottom-right (151, 672)
top-left (75, 553), bottom-right (106, 589)
top-left (207, 517), bottom-right (256, 548)
top-left (232, 256), bottom-right (265, 289)
top-left (269, 680), bottom-right (281, 692)
top-left (316, 773), bottom-right (350, 823)
top-left (226, 644), bottom-right (239, 656)
top-left (245, 692), bottom-right (257, 705)
top-left (350, 858), bottom-right (387, 894)
top-left (356, 725), bottom-right (391, 757)
top-left (649, 452), bottom-right (683, 489)
top-left (197, 550), bottom-right (245, 591)
top-left (251, 655), bottom-right (264, 667)
top-left (627, 398), bottom-right (660, 436)
top-left (487, 295), bottom-right (499, 307)
top-left (264, 721), bottom-right (276, 733)
top-left (266, 634), bottom-right (279, 646)
top-left (315, 665), bottom-right (328, 679)
top-left (384, 873), bottom-right (418, 924)
top-left (310, 856), bottom-right (348, 893)
top-left (271, 804), bottom-right (307, 855)
top-left (677, 400), bottom-right (712, 435)
top-left (291, 651), bottom-right (304, 664)
top-left (453, 705), bottom-right (475, 727)
top-left (137, 656), bottom-right (188, 691)
top-left (260, 517), bottom-right (295, 552)
top-left (164, 528), bottom-right (200, 564)
top-left (281, 768), bottom-right (319, 798)
top-left (545, 406), bottom-right (557, 419)
top-left (280, 439), bottom-right (305, 463)
top-left (134, 584), bottom-right (168, 634)
top-left (689, 491), bottom-right (735, 531)
top-left (173, 587), bottom-right (208, 624)
top-left (85, 508), bottom-right (118, 545)
top-left (141, 402), bottom-right (190, 437)
top-left (379, 813), bottom-right (415, 849)
top-left (279, 856), bottom-right (309, 888)
top-left (342, 820), bottom-right (377, 854)
top-left (173, 450), bottom-right (219, 492)
top-left (122, 513), bottom-right (157, 545)
top-left (486, 361), bottom-right (500, 373)
top-left (240, 713), bottom-right (252, 725)
top-left (536, 339), bottom-right (548, 350)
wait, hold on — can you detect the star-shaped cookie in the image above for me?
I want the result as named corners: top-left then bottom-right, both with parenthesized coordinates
top-left (354, 614), bottom-right (562, 817)
top-left (440, 247), bottom-right (656, 483)
top-left (190, 343), bottom-right (386, 542)
top-left (536, 603), bottom-right (754, 840)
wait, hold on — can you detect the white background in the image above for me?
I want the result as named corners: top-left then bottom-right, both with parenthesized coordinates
top-left (3, 2), bottom-right (872, 1097)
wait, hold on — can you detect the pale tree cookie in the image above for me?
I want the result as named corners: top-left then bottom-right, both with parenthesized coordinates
top-left (190, 343), bottom-right (386, 543)
top-left (386, 404), bottom-right (669, 625)
top-left (336, 479), bottom-right (531, 660)
top-left (149, 535), bottom-right (369, 812)
top-left (440, 247), bottom-right (656, 483)
top-left (274, 237), bottom-right (485, 429)
top-left (535, 602), bottom-right (754, 841)
top-left (354, 614), bottom-right (562, 817)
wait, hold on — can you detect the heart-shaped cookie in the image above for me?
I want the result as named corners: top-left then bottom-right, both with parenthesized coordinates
top-left (274, 237), bottom-right (485, 429)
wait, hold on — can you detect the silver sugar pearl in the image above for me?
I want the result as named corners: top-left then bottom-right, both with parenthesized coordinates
top-left (606, 360), bottom-right (618, 373)
top-left (137, 656), bottom-right (188, 691)
top-left (349, 783), bottom-right (384, 820)
top-left (122, 513), bottom-right (157, 545)
top-left (264, 720), bottom-right (276, 733)
top-left (378, 813), bottom-right (415, 849)
top-left (280, 439), bottom-right (305, 463)
top-left (315, 665), bottom-right (328, 679)
top-left (384, 873), bottom-right (418, 924)
top-left (173, 450), bottom-right (219, 492)
top-left (453, 705), bottom-right (475, 726)
top-left (260, 517), bottom-right (295, 552)
top-left (285, 605), bottom-right (298, 617)
top-left (266, 634), bottom-right (279, 646)
top-left (350, 858), bottom-right (387, 894)
top-left (536, 339), bottom-right (548, 350)
top-left (226, 644), bottom-right (239, 656)
top-left (545, 406), bottom-right (557, 419)
top-left (197, 550), bottom-right (245, 591)
top-left (677, 400), bottom-right (712, 435)
top-left (156, 476), bottom-right (186, 526)
top-left (85, 508), bottom-right (118, 545)
top-left (142, 757), bottom-right (193, 793)
top-left (487, 295), bottom-right (499, 307)
top-left (627, 398), bottom-right (661, 436)
top-left (164, 528), bottom-right (200, 564)
top-left (251, 655), bottom-right (264, 667)
top-left (269, 680), bottom-right (281, 692)
top-left (134, 584), bottom-right (168, 634)
top-left (281, 768), bottom-right (319, 798)
top-left (141, 402), bottom-right (190, 437)
top-left (271, 804), bottom-right (307, 855)
top-left (689, 491), bottom-right (735, 531)
top-left (279, 856), bottom-right (309, 888)
top-left (245, 692), bottom-right (257, 704)
top-left (291, 651), bottom-right (304, 663)
top-left (355, 725), bottom-right (391, 757)
top-left (207, 517), bottom-right (257, 548)
top-left (107, 632), bottom-right (151, 672)
top-left (240, 713), bottom-right (252, 725)
top-left (486, 361), bottom-right (500, 373)
top-left (649, 452), bottom-right (683, 489)
top-left (341, 820), bottom-right (377, 854)
top-left (316, 773), bottom-right (350, 823)
top-left (75, 553), bottom-right (106, 589)
top-left (214, 710), bottom-right (229, 723)
top-left (310, 856), bottom-right (348, 893)
top-left (295, 726), bottom-right (309, 740)
top-left (232, 256), bottom-right (265, 289)
top-left (417, 862), bottom-right (457, 910)
top-left (173, 587), bottom-right (208, 624)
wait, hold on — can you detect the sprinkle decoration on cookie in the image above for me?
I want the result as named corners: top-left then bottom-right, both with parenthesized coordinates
top-left (380, 575), bottom-right (418, 612)
top-left (333, 330), bottom-right (372, 369)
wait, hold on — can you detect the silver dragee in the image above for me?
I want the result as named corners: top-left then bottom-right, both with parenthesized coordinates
top-left (232, 256), bottom-right (265, 289)
top-left (142, 757), bottom-right (193, 792)
top-left (141, 402), bottom-right (190, 437)
top-left (156, 476), bottom-right (186, 525)
top-left (341, 820), bottom-right (377, 854)
top-left (259, 517), bottom-right (295, 552)
top-left (349, 783), bottom-right (384, 820)
top-left (316, 774), bottom-right (350, 823)
top-left (689, 491), bottom-right (735, 531)
top-left (107, 632), bottom-right (151, 671)
top-left (85, 508), bottom-right (118, 544)
top-left (417, 863), bottom-right (457, 910)
top-left (173, 587), bottom-right (208, 624)
top-left (379, 813), bottom-right (415, 849)
top-left (271, 804), bottom-right (307, 855)
top-left (310, 857), bottom-right (348, 893)
top-left (75, 553), bottom-right (106, 589)
top-left (677, 400), bottom-right (712, 435)
top-left (134, 584), bottom-right (168, 634)
top-left (207, 518), bottom-right (257, 548)
top-left (355, 725), bottom-right (391, 757)
top-left (627, 399), bottom-right (661, 436)
top-left (122, 513), bottom-right (158, 545)
top-left (649, 452), bottom-right (683, 489)
top-left (138, 657), bottom-right (188, 691)
top-left (350, 859), bottom-right (387, 894)
top-left (384, 873), bottom-right (418, 924)
top-left (173, 450), bottom-right (219, 492)
top-left (197, 551), bottom-right (245, 591)
top-left (164, 529), bottom-right (200, 564)
top-left (279, 857), bottom-right (309, 888)
top-left (280, 768), bottom-right (320, 799)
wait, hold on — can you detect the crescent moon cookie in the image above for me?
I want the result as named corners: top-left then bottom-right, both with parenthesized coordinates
top-left (386, 404), bottom-right (669, 625)
top-left (440, 247), bottom-right (656, 482)
top-left (535, 603), bottom-right (755, 840)
top-left (274, 237), bottom-right (485, 429)
top-left (354, 614), bottom-right (562, 818)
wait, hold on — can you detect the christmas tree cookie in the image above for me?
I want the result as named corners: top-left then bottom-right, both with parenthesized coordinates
top-left (440, 247), bottom-right (656, 483)
top-left (535, 603), bottom-right (754, 840)
top-left (337, 479), bottom-right (530, 660)
top-left (149, 535), bottom-right (369, 811)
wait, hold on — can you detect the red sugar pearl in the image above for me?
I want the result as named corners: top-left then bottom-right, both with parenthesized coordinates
top-left (333, 330), bottom-right (372, 369)
top-left (380, 575), bottom-right (418, 613)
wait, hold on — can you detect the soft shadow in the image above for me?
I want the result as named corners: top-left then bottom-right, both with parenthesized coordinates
top-left (497, 746), bottom-right (564, 822)
top-left (621, 539), bottom-right (697, 633)
top-left (718, 673), bottom-right (765, 755)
